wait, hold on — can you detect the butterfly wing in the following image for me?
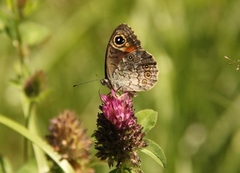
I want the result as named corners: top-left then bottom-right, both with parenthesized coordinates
top-left (104, 24), bottom-right (141, 79)
top-left (101, 24), bottom-right (158, 92)
top-left (110, 50), bottom-right (158, 92)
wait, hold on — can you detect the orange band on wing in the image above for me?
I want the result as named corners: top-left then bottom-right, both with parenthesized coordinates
top-left (125, 46), bottom-right (136, 53)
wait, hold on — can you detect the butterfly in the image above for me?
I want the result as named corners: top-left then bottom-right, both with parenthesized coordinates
top-left (101, 24), bottom-right (158, 93)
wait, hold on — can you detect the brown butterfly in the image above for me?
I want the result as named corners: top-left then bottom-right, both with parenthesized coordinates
top-left (101, 24), bottom-right (158, 93)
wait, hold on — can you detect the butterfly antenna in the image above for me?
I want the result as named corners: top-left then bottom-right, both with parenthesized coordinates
top-left (73, 79), bottom-right (99, 87)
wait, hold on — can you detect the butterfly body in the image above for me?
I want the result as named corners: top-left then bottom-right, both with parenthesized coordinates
top-left (101, 24), bottom-right (158, 92)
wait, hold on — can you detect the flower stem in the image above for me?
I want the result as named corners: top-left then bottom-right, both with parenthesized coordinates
top-left (8, 0), bottom-right (25, 73)
top-left (7, 0), bottom-right (30, 161)
top-left (23, 101), bottom-right (35, 161)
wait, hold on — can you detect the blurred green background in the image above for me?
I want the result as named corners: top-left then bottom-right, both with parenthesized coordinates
top-left (1, 0), bottom-right (240, 172)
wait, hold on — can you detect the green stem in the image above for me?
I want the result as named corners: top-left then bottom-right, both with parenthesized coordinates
top-left (9, 0), bottom-right (25, 71)
top-left (8, 0), bottom-right (29, 161)
top-left (23, 101), bottom-right (35, 161)
top-left (0, 115), bottom-right (75, 173)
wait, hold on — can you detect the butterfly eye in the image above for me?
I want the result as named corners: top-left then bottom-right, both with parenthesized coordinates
top-left (114, 35), bottom-right (126, 46)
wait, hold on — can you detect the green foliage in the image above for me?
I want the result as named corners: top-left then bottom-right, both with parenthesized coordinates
top-left (1, 0), bottom-right (240, 173)
top-left (0, 115), bottom-right (75, 173)
top-left (141, 139), bottom-right (167, 169)
top-left (0, 155), bottom-right (12, 173)
top-left (136, 109), bottom-right (167, 169)
top-left (136, 109), bottom-right (158, 134)
top-left (19, 21), bottom-right (50, 46)
top-left (109, 168), bottom-right (132, 173)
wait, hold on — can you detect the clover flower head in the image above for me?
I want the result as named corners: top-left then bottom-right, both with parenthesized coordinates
top-left (93, 90), bottom-right (147, 171)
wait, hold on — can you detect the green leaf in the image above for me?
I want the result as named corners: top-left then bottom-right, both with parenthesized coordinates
top-left (136, 109), bottom-right (158, 134)
top-left (16, 158), bottom-right (38, 173)
top-left (141, 138), bottom-right (167, 168)
top-left (0, 114), bottom-right (75, 173)
top-left (109, 168), bottom-right (132, 173)
top-left (0, 155), bottom-right (13, 173)
top-left (0, 16), bottom-right (6, 33)
top-left (0, 8), bottom-right (15, 38)
top-left (19, 21), bottom-right (50, 46)
top-left (21, 0), bottom-right (40, 16)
